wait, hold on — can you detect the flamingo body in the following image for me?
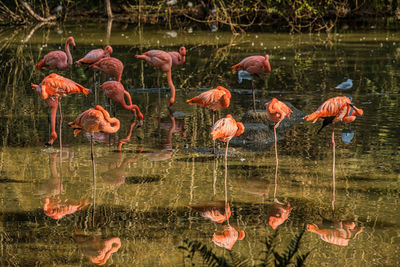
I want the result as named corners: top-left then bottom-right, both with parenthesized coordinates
top-left (189, 201), bottom-right (231, 223)
top-left (89, 57), bottom-right (123, 82)
top-left (232, 54), bottom-right (271, 74)
top-left (186, 86), bottom-right (231, 111)
top-left (210, 114), bottom-right (244, 142)
top-left (68, 105), bottom-right (120, 136)
top-left (304, 96), bottom-right (363, 124)
top-left (99, 81), bottom-right (143, 121)
top-left (75, 45), bottom-right (113, 65)
top-left (265, 98), bottom-right (293, 123)
top-left (32, 73), bottom-right (89, 100)
top-left (136, 50), bottom-right (176, 106)
top-left (37, 36), bottom-right (75, 70)
top-left (168, 46), bottom-right (186, 67)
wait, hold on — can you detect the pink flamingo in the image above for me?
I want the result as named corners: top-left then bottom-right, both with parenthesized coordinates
top-left (135, 50), bottom-right (176, 106)
top-left (232, 54), bottom-right (271, 111)
top-left (99, 81), bottom-right (143, 123)
top-left (32, 73), bottom-right (90, 146)
top-left (210, 114), bottom-right (245, 161)
top-left (187, 86), bottom-right (231, 153)
top-left (304, 96), bottom-right (363, 209)
top-left (75, 45), bottom-right (113, 66)
top-left (36, 36), bottom-right (76, 70)
top-left (75, 45), bottom-right (113, 103)
top-left (168, 46), bottom-right (186, 67)
top-left (265, 98), bottom-right (293, 201)
top-left (89, 57), bottom-right (123, 82)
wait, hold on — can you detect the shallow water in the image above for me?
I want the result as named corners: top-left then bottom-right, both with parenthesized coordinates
top-left (0, 22), bottom-right (399, 266)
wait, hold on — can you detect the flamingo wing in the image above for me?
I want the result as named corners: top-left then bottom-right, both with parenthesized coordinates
top-left (210, 117), bottom-right (238, 141)
top-left (44, 51), bottom-right (67, 69)
top-left (42, 73), bottom-right (89, 98)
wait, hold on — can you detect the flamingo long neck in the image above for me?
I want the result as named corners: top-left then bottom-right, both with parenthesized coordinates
top-left (178, 52), bottom-right (186, 64)
top-left (97, 107), bottom-right (120, 133)
top-left (166, 70), bottom-right (175, 106)
top-left (264, 56), bottom-right (271, 73)
top-left (65, 39), bottom-right (73, 67)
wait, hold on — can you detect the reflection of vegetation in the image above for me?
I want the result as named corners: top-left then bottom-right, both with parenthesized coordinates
top-left (179, 230), bottom-right (310, 266)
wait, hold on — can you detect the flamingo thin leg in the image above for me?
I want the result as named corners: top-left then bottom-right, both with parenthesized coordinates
top-left (58, 99), bottom-right (63, 150)
top-left (332, 124), bottom-right (336, 211)
top-left (224, 141), bottom-right (229, 225)
top-left (252, 80), bottom-right (256, 112)
top-left (94, 71), bottom-right (97, 105)
top-left (91, 134), bottom-right (96, 226)
top-left (273, 121), bottom-right (280, 202)
top-left (212, 111), bottom-right (216, 154)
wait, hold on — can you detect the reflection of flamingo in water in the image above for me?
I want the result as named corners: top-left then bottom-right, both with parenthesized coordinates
top-left (101, 148), bottom-right (143, 187)
top-left (73, 229), bottom-right (121, 266)
top-left (265, 98), bottom-right (293, 203)
top-left (212, 225), bottom-right (245, 250)
top-left (188, 200), bottom-right (231, 223)
top-left (304, 96), bottom-right (363, 210)
top-left (306, 219), bottom-right (363, 246)
top-left (144, 111), bottom-right (186, 161)
top-left (43, 197), bottom-right (88, 220)
top-left (266, 202), bottom-right (292, 229)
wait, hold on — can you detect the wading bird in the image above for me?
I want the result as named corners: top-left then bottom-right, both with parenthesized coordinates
top-left (75, 45), bottom-right (113, 66)
top-left (168, 46), bottom-right (186, 67)
top-left (265, 98), bottom-right (293, 201)
top-left (210, 114), bottom-right (244, 161)
top-left (99, 81), bottom-right (143, 123)
top-left (212, 225), bottom-right (245, 250)
top-left (75, 46), bottom-right (113, 103)
top-left (89, 57), bottom-right (123, 82)
top-left (187, 86), bottom-right (231, 153)
top-left (303, 96), bottom-right (363, 209)
top-left (32, 73), bottom-right (90, 146)
top-left (36, 36), bottom-right (76, 71)
top-left (232, 54), bottom-right (271, 111)
top-left (135, 50), bottom-right (176, 106)
top-left (69, 105), bottom-right (120, 196)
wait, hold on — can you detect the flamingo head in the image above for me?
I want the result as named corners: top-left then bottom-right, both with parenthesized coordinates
top-left (179, 46), bottom-right (186, 56)
top-left (264, 54), bottom-right (271, 73)
top-left (235, 122), bottom-right (245, 137)
top-left (67, 36), bottom-right (76, 47)
top-left (105, 45), bottom-right (113, 55)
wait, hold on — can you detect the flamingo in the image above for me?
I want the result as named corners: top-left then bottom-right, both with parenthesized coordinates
top-left (232, 54), bottom-right (271, 111)
top-left (168, 46), bottom-right (186, 67)
top-left (75, 45), bottom-right (113, 66)
top-left (135, 50), bottom-right (176, 106)
top-left (303, 96), bottom-right (363, 209)
top-left (69, 105), bottom-right (120, 213)
top-left (187, 86), bottom-right (231, 153)
top-left (265, 98), bottom-right (293, 202)
top-left (32, 73), bottom-right (90, 146)
top-left (210, 114), bottom-right (244, 161)
top-left (36, 36), bottom-right (76, 71)
top-left (76, 46), bottom-right (113, 104)
top-left (99, 81), bottom-right (143, 123)
top-left (89, 57), bottom-right (123, 82)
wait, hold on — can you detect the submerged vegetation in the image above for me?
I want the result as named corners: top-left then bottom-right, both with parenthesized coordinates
top-left (1, 0), bottom-right (400, 32)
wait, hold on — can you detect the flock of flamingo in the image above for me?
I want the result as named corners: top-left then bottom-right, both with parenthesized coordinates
top-left (31, 36), bottom-right (365, 252)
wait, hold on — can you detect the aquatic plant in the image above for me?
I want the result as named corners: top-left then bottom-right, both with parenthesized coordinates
top-left (179, 229), bottom-right (311, 267)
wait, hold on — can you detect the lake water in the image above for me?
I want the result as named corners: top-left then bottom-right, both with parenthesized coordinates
top-left (0, 22), bottom-right (399, 266)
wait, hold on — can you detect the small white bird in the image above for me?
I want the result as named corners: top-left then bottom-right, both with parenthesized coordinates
top-left (335, 78), bottom-right (353, 89)
top-left (238, 70), bottom-right (253, 84)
